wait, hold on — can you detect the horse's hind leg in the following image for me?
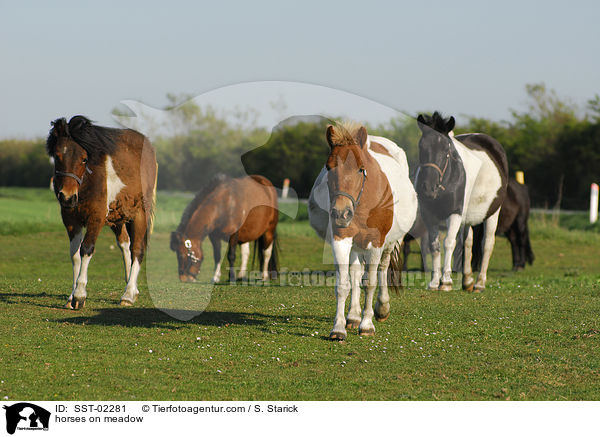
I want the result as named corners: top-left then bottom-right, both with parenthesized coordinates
top-left (64, 226), bottom-right (83, 309)
top-left (374, 244), bottom-right (393, 322)
top-left (111, 224), bottom-right (132, 282)
top-left (120, 210), bottom-right (147, 306)
top-left (462, 226), bottom-right (475, 291)
top-left (475, 209), bottom-right (500, 291)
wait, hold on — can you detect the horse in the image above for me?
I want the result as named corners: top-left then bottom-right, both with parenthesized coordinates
top-left (308, 122), bottom-right (418, 340)
top-left (46, 116), bottom-right (157, 309)
top-left (471, 178), bottom-right (534, 271)
top-left (170, 174), bottom-right (279, 283)
top-left (415, 111), bottom-right (508, 292)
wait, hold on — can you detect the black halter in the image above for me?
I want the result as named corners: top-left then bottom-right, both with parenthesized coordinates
top-left (55, 166), bottom-right (92, 185)
top-left (333, 168), bottom-right (367, 209)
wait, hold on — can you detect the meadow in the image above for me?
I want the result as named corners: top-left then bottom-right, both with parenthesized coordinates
top-left (0, 187), bottom-right (599, 400)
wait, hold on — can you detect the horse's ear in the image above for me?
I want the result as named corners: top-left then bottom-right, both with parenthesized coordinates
top-left (170, 232), bottom-right (179, 251)
top-left (445, 116), bottom-right (455, 133)
top-left (50, 118), bottom-right (68, 137)
top-left (326, 125), bottom-right (335, 148)
top-left (417, 114), bottom-right (429, 131)
top-left (355, 126), bottom-right (368, 148)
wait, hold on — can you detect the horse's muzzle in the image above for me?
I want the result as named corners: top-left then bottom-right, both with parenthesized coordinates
top-left (331, 207), bottom-right (354, 228)
top-left (58, 192), bottom-right (78, 208)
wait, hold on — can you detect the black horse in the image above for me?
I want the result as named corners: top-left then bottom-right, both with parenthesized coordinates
top-left (415, 112), bottom-right (508, 291)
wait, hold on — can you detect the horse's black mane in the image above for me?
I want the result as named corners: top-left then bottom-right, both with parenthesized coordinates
top-left (418, 111), bottom-right (453, 134)
top-left (46, 115), bottom-right (121, 164)
top-left (176, 173), bottom-right (230, 233)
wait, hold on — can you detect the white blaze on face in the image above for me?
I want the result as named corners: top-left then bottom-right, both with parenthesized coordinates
top-left (105, 156), bottom-right (125, 214)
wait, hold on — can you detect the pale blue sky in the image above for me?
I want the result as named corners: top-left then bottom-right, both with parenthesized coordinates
top-left (1, 0), bottom-right (598, 137)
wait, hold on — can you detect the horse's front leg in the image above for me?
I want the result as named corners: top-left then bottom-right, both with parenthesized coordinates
top-left (209, 234), bottom-right (222, 283)
top-left (427, 226), bottom-right (441, 290)
top-left (71, 219), bottom-right (103, 309)
top-left (374, 243), bottom-right (395, 322)
top-left (65, 227), bottom-right (84, 309)
top-left (359, 247), bottom-right (383, 336)
top-left (238, 242), bottom-right (250, 280)
top-left (346, 251), bottom-right (362, 329)
top-left (440, 214), bottom-right (462, 291)
top-left (227, 233), bottom-right (239, 283)
top-left (330, 237), bottom-right (352, 340)
top-left (475, 209), bottom-right (500, 291)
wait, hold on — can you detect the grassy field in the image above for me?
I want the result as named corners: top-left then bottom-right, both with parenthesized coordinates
top-left (1, 187), bottom-right (599, 400)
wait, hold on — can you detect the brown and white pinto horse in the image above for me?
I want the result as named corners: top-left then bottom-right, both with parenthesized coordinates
top-left (46, 116), bottom-right (157, 309)
top-left (170, 174), bottom-right (279, 283)
top-left (309, 122), bottom-right (418, 340)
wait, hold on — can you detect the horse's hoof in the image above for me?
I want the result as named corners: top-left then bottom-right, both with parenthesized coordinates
top-left (474, 284), bottom-right (485, 293)
top-left (119, 299), bottom-right (134, 307)
top-left (359, 328), bottom-right (375, 336)
top-left (346, 319), bottom-right (360, 329)
top-left (375, 312), bottom-right (390, 322)
top-left (463, 282), bottom-right (474, 292)
top-left (439, 282), bottom-right (453, 291)
top-left (329, 331), bottom-right (347, 341)
top-left (64, 300), bottom-right (73, 310)
top-left (71, 298), bottom-right (85, 310)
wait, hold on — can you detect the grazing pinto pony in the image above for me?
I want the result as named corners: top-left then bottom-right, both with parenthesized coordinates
top-left (415, 112), bottom-right (508, 291)
top-left (471, 178), bottom-right (534, 271)
top-left (170, 174), bottom-right (279, 283)
top-left (46, 116), bottom-right (157, 309)
top-left (309, 122), bottom-right (417, 340)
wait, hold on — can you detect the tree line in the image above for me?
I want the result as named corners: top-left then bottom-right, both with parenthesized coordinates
top-left (1, 84), bottom-right (599, 209)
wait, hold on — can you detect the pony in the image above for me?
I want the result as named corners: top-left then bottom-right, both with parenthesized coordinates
top-left (471, 178), bottom-right (534, 271)
top-left (46, 116), bottom-right (157, 309)
top-left (308, 122), bottom-right (418, 340)
top-left (415, 111), bottom-right (508, 291)
top-left (170, 174), bottom-right (279, 283)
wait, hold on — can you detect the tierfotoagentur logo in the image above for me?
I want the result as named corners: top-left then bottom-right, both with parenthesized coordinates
top-left (2, 403), bottom-right (50, 435)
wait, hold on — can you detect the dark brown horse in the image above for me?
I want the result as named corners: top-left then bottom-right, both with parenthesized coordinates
top-left (170, 174), bottom-right (279, 283)
top-left (46, 116), bottom-right (157, 309)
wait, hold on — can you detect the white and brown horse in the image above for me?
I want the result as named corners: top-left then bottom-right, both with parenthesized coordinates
top-left (46, 116), bottom-right (157, 309)
top-left (170, 174), bottom-right (279, 283)
top-left (309, 122), bottom-right (418, 340)
top-left (415, 112), bottom-right (508, 291)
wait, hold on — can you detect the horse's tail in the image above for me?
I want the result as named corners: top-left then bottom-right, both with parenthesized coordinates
top-left (147, 162), bottom-right (158, 236)
top-left (257, 231), bottom-right (279, 279)
top-left (388, 240), bottom-right (404, 294)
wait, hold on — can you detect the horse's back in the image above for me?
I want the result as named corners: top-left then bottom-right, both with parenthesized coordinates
top-left (455, 133), bottom-right (508, 179)
top-left (453, 133), bottom-right (508, 225)
top-left (367, 136), bottom-right (417, 243)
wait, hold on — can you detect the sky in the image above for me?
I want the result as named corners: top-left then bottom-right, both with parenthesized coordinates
top-left (1, 0), bottom-right (599, 137)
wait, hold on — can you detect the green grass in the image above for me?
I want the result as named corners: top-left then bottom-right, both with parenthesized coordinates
top-left (1, 187), bottom-right (600, 400)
